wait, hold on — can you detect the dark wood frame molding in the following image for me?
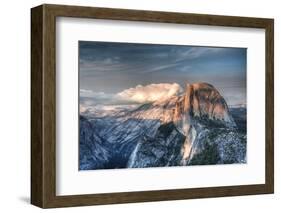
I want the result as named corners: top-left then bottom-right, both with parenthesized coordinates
top-left (31, 4), bottom-right (274, 208)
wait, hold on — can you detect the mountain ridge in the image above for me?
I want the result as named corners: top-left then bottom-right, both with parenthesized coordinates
top-left (79, 82), bottom-right (246, 170)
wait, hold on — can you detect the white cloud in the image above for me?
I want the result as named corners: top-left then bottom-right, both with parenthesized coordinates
top-left (80, 83), bottom-right (183, 105)
top-left (117, 83), bottom-right (182, 103)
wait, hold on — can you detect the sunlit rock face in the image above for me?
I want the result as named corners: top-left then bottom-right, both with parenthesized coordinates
top-left (173, 83), bottom-right (236, 130)
top-left (79, 82), bottom-right (246, 170)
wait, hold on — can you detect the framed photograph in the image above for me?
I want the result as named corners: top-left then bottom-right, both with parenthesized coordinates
top-left (31, 4), bottom-right (274, 208)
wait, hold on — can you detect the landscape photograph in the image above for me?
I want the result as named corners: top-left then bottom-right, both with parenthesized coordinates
top-left (79, 41), bottom-right (247, 170)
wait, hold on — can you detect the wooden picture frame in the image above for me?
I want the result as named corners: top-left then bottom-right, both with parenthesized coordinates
top-left (31, 4), bottom-right (274, 208)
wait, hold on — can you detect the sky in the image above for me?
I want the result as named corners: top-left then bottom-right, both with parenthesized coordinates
top-left (79, 41), bottom-right (246, 106)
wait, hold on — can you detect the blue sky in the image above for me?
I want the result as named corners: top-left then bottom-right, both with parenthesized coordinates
top-left (79, 41), bottom-right (246, 106)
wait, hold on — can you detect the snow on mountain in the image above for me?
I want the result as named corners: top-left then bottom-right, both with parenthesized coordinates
top-left (79, 115), bottom-right (111, 170)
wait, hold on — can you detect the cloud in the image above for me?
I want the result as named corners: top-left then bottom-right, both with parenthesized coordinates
top-left (178, 65), bottom-right (192, 73)
top-left (141, 63), bottom-right (180, 74)
top-left (80, 89), bottom-right (94, 97)
top-left (117, 83), bottom-right (183, 103)
top-left (80, 83), bottom-right (183, 105)
top-left (80, 89), bottom-right (116, 106)
top-left (80, 89), bottom-right (113, 99)
top-left (175, 47), bottom-right (223, 62)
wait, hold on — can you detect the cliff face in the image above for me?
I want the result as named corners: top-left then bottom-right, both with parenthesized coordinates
top-left (173, 83), bottom-right (235, 130)
top-left (79, 82), bottom-right (246, 170)
top-left (79, 116), bottom-right (110, 170)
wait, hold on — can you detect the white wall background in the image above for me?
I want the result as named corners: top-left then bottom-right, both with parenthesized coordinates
top-left (0, 0), bottom-right (279, 212)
